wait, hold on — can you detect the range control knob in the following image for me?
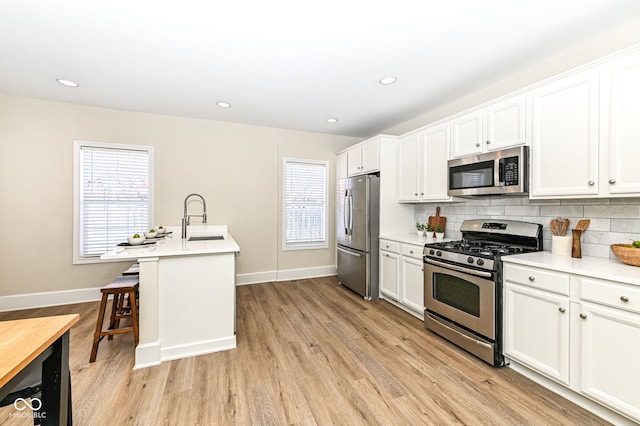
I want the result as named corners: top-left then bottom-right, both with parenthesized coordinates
top-left (477, 259), bottom-right (484, 266)
top-left (429, 249), bottom-right (435, 255)
top-left (436, 251), bottom-right (442, 257)
top-left (467, 257), bottom-right (474, 264)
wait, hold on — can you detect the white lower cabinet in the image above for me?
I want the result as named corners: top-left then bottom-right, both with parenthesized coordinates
top-left (504, 283), bottom-right (570, 385)
top-left (379, 239), bottom-right (424, 317)
top-left (504, 263), bottom-right (640, 424)
top-left (579, 301), bottom-right (640, 421)
top-left (379, 247), bottom-right (399, 301)
top-left (400, 247), bottom-right (424, 313)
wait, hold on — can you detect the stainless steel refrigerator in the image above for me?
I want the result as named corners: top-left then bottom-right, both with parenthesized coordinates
top-left (336, 174), bottom-right (380, 300)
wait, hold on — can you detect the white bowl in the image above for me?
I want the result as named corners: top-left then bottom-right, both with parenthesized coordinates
top-left (128, 235), bottom-right (146, 245)
top-left (144, 230), bottom-right (158, 238)
top-left (156, 226), bottom-right (166, 234)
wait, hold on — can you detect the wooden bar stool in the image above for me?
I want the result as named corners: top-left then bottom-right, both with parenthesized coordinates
top-left (120, 263), bottom-right (140, 313)
top-left (90, 275), bottom-right (139, 363)
top-left (122, 263), bottom-right (139, 276)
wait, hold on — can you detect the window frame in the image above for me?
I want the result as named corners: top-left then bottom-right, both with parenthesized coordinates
top-left (282, 157), bottom-right (329, 251)
top-left (73, 140), bottom-right (154, 264)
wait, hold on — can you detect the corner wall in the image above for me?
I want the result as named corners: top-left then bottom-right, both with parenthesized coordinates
top-left (0, 93), bottom-right (358, 301)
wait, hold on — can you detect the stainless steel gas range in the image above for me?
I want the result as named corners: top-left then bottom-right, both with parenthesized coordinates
top-left (423, 219), bottom-right (543, 366)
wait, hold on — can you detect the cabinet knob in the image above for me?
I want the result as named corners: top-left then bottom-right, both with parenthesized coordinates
top-left (620, 295), bottom-right (629, 302)
top-left (414, 193), bottom-right (418, 196)
top-left (385, 253), bottom-right (390, 257)
top-left (410, 250), bottom-right (414, 254)
top-left (420, 192), bottom-right (424, 196)
top-left (528, 276), bottom-right (535, 281)
top-left (608, 179), bottom-right (616, 184)
top-left (558, 307), bottom-right (566, 313)
top-left (386, 245), bottom-right (389, 248)
top-left (588, 181), bottom-right (595, 186)
top-left (475, 142), bottom-right (481, 147)
top-left (580, 313), bottom-right (587, 319)
top-left (486, 140), bottom-right (491, 145)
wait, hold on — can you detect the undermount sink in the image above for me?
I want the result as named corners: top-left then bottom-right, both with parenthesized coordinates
top-left (188, 235), bottom-right (224, 241)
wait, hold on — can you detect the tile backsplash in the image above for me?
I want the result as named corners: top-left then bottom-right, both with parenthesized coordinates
top-left (415, 196), bottom-right (640, 259)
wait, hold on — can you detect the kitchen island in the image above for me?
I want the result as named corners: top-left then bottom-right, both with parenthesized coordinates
top-left (101, 225), bottom-right (240, 369)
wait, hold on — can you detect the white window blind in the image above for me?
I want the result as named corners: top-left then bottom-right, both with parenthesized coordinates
top-left (283, 158), bottom-right (328, 250)
top-left (76, 142), bottom-right (152, 260)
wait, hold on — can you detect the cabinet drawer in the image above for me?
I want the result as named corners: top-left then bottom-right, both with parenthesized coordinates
top-left (379, 239), bottom-right (400, 253)
top-left (580, 277), bottom-right (640, 314)
top-left (504, 264), bottom-right (569, 295)
top-left (401, 244), bottom-right (423, 259)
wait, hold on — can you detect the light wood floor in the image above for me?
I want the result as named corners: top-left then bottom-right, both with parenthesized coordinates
top-left (1, 276), bottom-right (608, 425)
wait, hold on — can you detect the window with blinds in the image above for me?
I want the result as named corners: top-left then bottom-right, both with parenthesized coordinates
top-left (283, 158), bottom-right (328, 250)
top-left (74, 141), bottom-right (153, 262)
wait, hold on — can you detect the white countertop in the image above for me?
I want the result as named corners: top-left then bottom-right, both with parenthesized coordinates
top-left (503, 251), bottom-right (640, 287)
top-left (379, 233), bottom-right (452, 246)
top-left (101, 225), bottom-right (240, 261)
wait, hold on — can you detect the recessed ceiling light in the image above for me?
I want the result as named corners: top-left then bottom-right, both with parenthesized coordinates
top-left (379, 76), bottom-right (397, 85)
top-left (326, 118), bottom-right (338, 123)
top-left (216, 101), bottom-right (231, 108)
top-left (56, 79), bottom-right (79, 87)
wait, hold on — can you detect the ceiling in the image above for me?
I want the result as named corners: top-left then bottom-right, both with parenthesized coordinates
top-left (2, 1), bottom-right (640, 138)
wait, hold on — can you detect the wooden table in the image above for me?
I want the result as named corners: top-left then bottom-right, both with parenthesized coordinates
top-left (0, 314), bottom-right (79, 425)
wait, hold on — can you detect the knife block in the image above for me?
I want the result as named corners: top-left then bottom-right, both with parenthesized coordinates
top-left (571, 229), bottom-right (583, 258)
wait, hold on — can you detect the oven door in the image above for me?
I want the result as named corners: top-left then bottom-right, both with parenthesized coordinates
top-left (424, 258), bottom-right (495, 340)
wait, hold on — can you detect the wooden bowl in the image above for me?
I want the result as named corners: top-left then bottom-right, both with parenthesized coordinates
top-left (610, 244), bottom-right (640, 266)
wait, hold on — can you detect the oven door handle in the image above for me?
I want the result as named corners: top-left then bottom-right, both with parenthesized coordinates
top-left (425, 258), bottom-right (493, 279)
top-left (426, 312), bottom-right (493, 350)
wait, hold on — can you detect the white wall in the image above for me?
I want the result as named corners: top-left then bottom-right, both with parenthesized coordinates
top-left (0, 94), bottom-right (358, 299)
top-left (383, 18), bottom-right (640, 137)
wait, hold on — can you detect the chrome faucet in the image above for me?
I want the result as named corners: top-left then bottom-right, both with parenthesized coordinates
top-left (182, 193), bottom-right (207, 238)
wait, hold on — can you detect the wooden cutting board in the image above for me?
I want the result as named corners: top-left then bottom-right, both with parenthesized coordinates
top-left (428, 206), bottom-right (446, 231)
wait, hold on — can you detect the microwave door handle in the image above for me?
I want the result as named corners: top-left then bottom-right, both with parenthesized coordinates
top-left (497, 159), bottom-right (504, 186)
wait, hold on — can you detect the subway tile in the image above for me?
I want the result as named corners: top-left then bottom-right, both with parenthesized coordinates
top-left (477, 206), bottom-right (506, 216)
top-left (504, 205), bottom-right (540, 216)
top-left (611, 219), bottom-right (640, 233)
top-left (584, 204), bottom-right (640, 218)
top-left (539, 205), bottom-right (584, 217)
top-left (490, 197), bottom-right (523, 206)
top-left (524, 198), bottom-right (561, 206)
top-left (581, 243), bottom-right (610, 259)
top-left (560, 198), bottom-right (610, 205)
top-left (463, 197), bottom-right (492, 206)
top-left (611, 198), bottom-right (640, 205)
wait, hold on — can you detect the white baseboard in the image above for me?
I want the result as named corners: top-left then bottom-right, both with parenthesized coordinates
top-left (0, 266), bottom-right (338, 311)
top-left (236, 265), bottom-right (336, 286)
top-left (0, 287), bottom-right (102, 312)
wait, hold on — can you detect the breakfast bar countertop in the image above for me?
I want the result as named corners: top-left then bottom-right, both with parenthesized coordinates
top-left (101, 225), bottom-right (240, 261)
top-left (99, 225), bottom-right (240, 369)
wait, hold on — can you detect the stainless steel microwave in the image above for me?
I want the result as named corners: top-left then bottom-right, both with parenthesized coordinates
top-left (447, 146), bottom-right (528, 196)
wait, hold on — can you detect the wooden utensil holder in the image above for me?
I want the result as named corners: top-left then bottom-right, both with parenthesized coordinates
top-left (571, 229), bottom-right (582, 258)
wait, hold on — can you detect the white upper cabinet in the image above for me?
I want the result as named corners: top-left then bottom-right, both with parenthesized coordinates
top-left (397, 123), bottom-right (451, 202)
top-left (451, 95), bottom-right (527, 158)
top-left (530, 47), bottom-right (640, 199)
top-left (451, 110), bottom-right (483, 157)
top-left (530, 68), bottom-right (601, 198)
top-left (397, 132), bottom-right (421, 201)
top-left (347, 138), bottom-right (379, 176)
top-left (607, 49), bottom-right (640, 195)
top-left (336, 151), bottom-right (348, 180)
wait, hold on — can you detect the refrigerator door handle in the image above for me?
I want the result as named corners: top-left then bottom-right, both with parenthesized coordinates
top-left (343, 190), bottom-right (349, 235)
top-left (337, 246), bottom-right (364, 257)
top-left (348, 193), bottom-right (354, 235)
